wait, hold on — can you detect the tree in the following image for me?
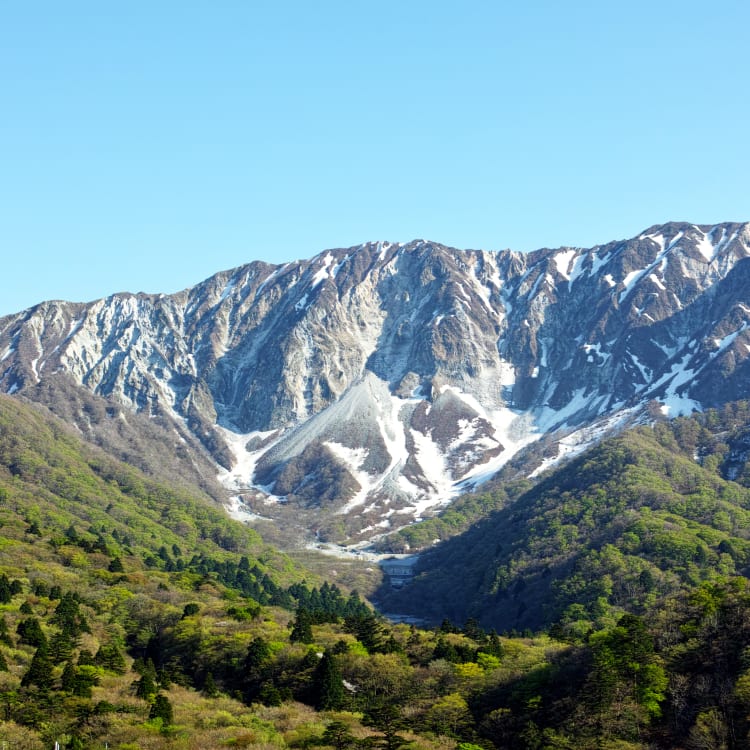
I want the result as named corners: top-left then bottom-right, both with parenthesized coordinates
top-left (134, 670), bottom-right (158, 701)
top-left (20, 644), bottom-right (53, 690)
top-left (61, 661), bottom-right (77, 692)
top-left (149, 693), bottom-right (174, 725)
top-left (344, 613), bottom-right (386, 653)
top-left (0, 574), bottom-right (12, 603)
top-left (52, 592), bottom-right (90, 637)
top-left (321, 720), bottom-right (357, 750)
top-left (588, 612), bottom-right (667, 736)
top-left (16, 617), bottom-right (47, 648)
top-left (203, 671), bottom-right (219, 697)
top-left (363, 704), bottom-right (410, 750)
top-left (314, 650), bottom-right (345, 710)
top-left (0, 615), bottom-right (13, 646)
top-left (433, 637), bottom-right (459, 663)
top-left (290, 607), bottom-right (314, 644)
top-left (424, 693), bottom-right (472, 737)
top-left (244, 635), bottom-right (272, 702)
top-left (485, 631), bottom-right (504, 657)
top-left (49, 630), bottom-right (76, 663)
top-left (245, 636), bottom-right (271, 672)
top-left (94, 643), bottom-right (127, 673)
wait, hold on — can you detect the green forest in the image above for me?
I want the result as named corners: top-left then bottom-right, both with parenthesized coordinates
top-left (4, 395), bottom-right (750, 749)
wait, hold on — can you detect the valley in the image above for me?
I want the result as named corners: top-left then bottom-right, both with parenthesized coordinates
top-left (4, 222), bottom-right (750, 748)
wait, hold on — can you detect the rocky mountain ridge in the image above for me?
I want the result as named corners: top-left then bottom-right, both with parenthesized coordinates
top-left (1, 222), bottom-right (749, 547)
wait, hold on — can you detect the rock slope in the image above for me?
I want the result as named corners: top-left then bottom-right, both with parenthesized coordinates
top-left (1, 222), bottom-right (749, 546)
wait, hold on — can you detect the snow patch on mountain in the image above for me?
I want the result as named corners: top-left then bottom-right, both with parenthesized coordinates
top-left (216, 426), bottom-right (281, 492)
top-left (553, 249), bottom-right (576, 280)
top-left (653, 353), bottom-right (702, 416)
top-left (3, 222), bottom-right (750, 548)
top-left (530, 407), bottom-right (641, 478)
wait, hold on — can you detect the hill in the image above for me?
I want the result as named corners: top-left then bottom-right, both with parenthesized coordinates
top-left (377, 403), bottom-right (750, 634)
top-left (5, 396), bottom-right (750, 748)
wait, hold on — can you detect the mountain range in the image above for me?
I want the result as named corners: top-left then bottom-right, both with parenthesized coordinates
top-left (2, 221), bottom-right (749, 550)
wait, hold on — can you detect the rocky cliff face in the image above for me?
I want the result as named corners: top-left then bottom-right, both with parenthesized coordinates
top-left (2, 223), bottom-right (749, 547)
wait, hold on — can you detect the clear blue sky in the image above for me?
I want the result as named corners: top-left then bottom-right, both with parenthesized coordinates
top-left (1, 1), bottom-right (748, 316)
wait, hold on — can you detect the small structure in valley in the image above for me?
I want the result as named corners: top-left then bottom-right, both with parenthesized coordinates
top-left (380, 555), bottom-right (418, 588)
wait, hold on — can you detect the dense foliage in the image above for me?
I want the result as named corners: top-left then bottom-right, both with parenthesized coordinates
top-left (7, 395), bottom-right (750, 748)
top-left (379, 403), bottom-right (750, 635)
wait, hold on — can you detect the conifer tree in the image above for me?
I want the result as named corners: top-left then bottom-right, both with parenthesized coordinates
top-left (17, 616), bottom-right (47, 647)
top-left (0, 615), bottom-right (12, 646)
top-left (321, 720), bottom-right (357, 750)
top-left (290, 607), bottom-right (314, 643)
top-left (0, 574), bottom-right (12, 603)
top-left (363, 704), bottom-right (410, 750)
top-left (203, 671), bottom-right (219, 697)
top-left (134, 670), bottom-right (158, 701)
top-left (149, 693), bottom-right (174, 725)
top-left (94, 643), bottom-right (127, 673)
top-left (61, 661), bottom-right (77, 692)
top-left (20, 643), bottom-right (53, 690)
top-left (314, 650), bottom-right (345, 710)
top-left (49, 630), bottom-right (76, 663)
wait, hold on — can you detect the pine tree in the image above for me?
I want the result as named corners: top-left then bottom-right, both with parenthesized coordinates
top-left (363, 704), bottom-right (410, 750)
top-left (94, 643), bottom-right (127, 673)
top-left (0, 574), bottom-right (12, 603)
top-left (49, 631), bottom-right (76, 664)
top-left (134, 670), bottom-right (158, 701)
top-left (322, 720), bottom-right (357, 750)
top-left (433, 637), bottom-right (459, 663)
top-left (245, 636), bottom-right (271, 672)
top-left (290, 607), bottom-right (314, 644)
top-left (315, 651), bottom-right (345, 710)
top-left (203, 671), bottom-right (219, 697)
top-left (344, 612), bottom-right (385, 652)
top-left (149, 693), bottom-right (174, 725)
top-left (20, 643), bottom-right (53, 690)
top-left (61, 661), bottom-right (77, 692)
top-left (16, 617), bottom-right (47, 647)
top-left (244, 636), bottom-right (272, 702)
top-left (485, 631), bottom-right (504, 657)
top-left (0, 615), bottom-right (13, 646)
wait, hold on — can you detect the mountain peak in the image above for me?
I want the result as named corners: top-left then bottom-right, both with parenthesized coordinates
top-left (1, 221), bottom-right (749, 549)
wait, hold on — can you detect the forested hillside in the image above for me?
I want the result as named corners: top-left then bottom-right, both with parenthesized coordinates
top-left (5, 396), bottom-right (750, 748)
top-left (378, 403), bottom-right (750, 635)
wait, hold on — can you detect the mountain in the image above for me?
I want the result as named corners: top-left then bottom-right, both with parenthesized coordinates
top-left (377, 404), bottom-right (750, 632)
top-left (9, 391), bottom-right (750, 750)
top-left (0, 393), bottom-right (300, 593)
top-left (4, 390), bottom-right (750, 750)
top-left (1, 221), bottom-right (749, 548)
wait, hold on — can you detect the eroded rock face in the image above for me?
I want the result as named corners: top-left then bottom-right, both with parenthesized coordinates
top-left (2, 224), bottom-right (750, 546)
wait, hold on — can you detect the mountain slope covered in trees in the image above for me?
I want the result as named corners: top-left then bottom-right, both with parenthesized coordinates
top-left (378, 403), bottom-right (750, 634)
top-left (5, 397), bottom-right (750, 747)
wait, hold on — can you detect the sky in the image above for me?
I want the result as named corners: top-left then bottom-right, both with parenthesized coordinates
top-left (1, 1), bottom-right (749, 316)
